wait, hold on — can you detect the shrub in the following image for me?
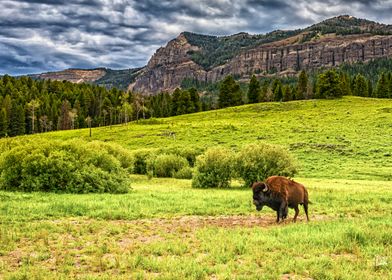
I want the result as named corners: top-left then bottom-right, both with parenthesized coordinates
top-left (147, 154), bottom-right (189, 178)
top-left (0, 139), bottom-right (131, 193)
top-left (235, 142), bottom-right (297, 187)
top-left (192, 147), bottom-right (234, 188)
top-left (132, 149), bottom-right (157, 174)
top-left (159, 146), bottom-right (203, 167)
top-left (174, 166), bottom-right (194, 179)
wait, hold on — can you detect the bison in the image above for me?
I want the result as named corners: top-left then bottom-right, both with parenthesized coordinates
top-left (252, 176), bottom-right (310, 223)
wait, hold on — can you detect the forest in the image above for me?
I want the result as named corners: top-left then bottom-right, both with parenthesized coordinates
top-left (1, 58), bottom-right (392, 138)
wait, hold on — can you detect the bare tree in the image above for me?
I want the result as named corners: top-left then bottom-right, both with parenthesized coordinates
top-left (27, 99), bottom-right (40, 134)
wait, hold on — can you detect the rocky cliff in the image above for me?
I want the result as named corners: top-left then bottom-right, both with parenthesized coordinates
top-left (131, 16), bottom-right (392, 94)
top-left (31, 68), bottom-right (107, 83)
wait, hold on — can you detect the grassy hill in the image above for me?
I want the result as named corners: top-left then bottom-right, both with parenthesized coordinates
top-left (20, 96), bottom-right (392, 180)
top-left (1, 96), bottom-right (391, 279)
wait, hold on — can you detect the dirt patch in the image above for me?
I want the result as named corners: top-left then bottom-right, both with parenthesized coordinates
top-left (114, 214), bottom-right (329, 234)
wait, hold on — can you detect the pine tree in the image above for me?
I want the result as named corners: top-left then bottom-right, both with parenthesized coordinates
top-left (171, 88), bottom-right (182, 116)
top-left (316, 70), bottom-right (342, 99)
top-left (0, 107), bottom-right (8, 137)
top-left (282, 85), bottom-right (293, 102)
top-left (189, 88), bottom-right (201, 112)
top-left (339, 73), bottom-right (351, 96)
top-left (273, 82), bottom-right (283, 101)
top-left (247, 75), bottom-right (261, 104)
top-left (296, 70), bottom-right (308, 100)
top-left (352, 74), bottom-right (368, 97)
top-left (218, 76), bottom-right (242, 108)
top-left (375, 72), bottom-right (389, 98)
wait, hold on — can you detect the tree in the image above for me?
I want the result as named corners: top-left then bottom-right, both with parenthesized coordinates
top-left (218, 75), bottom-right (242, 108)
top-left (59, 100), bottom-right (71, 130)
top-left (316, 70), bottom-right (342, 99)
top-left (189, 88), bottom-right (201, 113)
top-left (352, 74), bottom-right (368, 97)
top-left (282, 85), bottom-right (293, 102)
top-left (171, 88), bottom-right (182, 116)
top-left (273, 82), bottom-right (283, 101)
top-left (375, 72), bottom-right (389, 98)
top-left (27, 99), bottom-right (40, 134)
top-left (247, 75), bottom-right (261, 104)
top-left (0, 107), bottom-right (8, 137)
top-left (177, 90), bottom-right (192, 115)
top-left (339, 73), bottom-right (351, 96)
top-left (296, 70), bottom-right (308, 100)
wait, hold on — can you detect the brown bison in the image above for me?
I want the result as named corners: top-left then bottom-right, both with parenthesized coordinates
top-left (252, 176), bottom-right (310, 223)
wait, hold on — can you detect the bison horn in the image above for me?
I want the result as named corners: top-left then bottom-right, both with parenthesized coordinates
top-left (262, 183), bottom-right (268, 192)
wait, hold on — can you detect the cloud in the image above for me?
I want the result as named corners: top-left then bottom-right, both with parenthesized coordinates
top-left (1, 0), bottom-right (392, 75)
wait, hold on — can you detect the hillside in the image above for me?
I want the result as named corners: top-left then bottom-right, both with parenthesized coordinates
top-left (11, 96), bottom-right (392, 180)
top-left (132, 15), bottom-right (392, 93)
top-left (29, 67), bottom-right (142, 90)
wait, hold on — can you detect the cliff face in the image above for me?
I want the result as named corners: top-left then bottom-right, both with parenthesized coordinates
top-left (31, 69), bottom-right (107, 83)
top-left (132, 33), bottom-right (392, 94)
top-left (130, 33), bottom-right (206, 93)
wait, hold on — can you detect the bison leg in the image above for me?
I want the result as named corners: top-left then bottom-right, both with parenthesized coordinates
top-left (293, 205), bottom-right (299, 222)
top-left (278, 201), bottom-right (287, 223)
top-left (303, 203), bottom-right (310, 222)
top-left (276, 211), bottom-right (280, 223)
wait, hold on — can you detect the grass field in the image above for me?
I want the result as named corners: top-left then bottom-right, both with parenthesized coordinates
top-left (22, 96), bottom-right (392, 180)
top-left (1, 97), bottom-right (392, 279)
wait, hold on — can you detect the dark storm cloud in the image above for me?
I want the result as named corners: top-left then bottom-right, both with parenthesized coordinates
top-left (1, 0), bottom-right (392, 75)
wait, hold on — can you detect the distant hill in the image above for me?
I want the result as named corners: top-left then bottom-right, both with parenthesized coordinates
top-left (29, 67), bottom-right (142, 90)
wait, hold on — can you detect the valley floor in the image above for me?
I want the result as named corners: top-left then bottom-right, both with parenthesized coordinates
top-left (1, 176), bottom-right (391, 279)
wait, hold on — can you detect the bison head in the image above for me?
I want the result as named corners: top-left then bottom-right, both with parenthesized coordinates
top-left (251, 182), bottom-right (269, 211)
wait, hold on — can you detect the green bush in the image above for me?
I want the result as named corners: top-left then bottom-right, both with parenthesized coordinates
top-left (174, 166), bottom-right (194, 179)
top-left (0, 139), bottom-right (131, 193)
top-left (159, 146), bottom-right (203, 167)
top-left (132, 149), bottom-right (157, 174)
top-left (147, 154), bottom-right (189, 178)
top-left (192, 147), bottom-right (234, 188)
top-left (235, 142), bottom-right (297, 187)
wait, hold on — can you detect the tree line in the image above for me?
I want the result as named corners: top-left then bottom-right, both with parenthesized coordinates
top-left (217, 69), bottom-right (392, 108)
top-left (0, 67), bottom-right (391, 138)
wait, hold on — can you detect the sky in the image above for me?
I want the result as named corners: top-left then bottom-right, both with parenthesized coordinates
top-left (1, 0), bottom-right (392, 76)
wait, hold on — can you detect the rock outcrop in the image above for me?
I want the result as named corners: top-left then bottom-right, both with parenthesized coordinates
top-left (31, 68), bottom-right (107, 83)
top-left (132, 33), bottom-right (392, 94)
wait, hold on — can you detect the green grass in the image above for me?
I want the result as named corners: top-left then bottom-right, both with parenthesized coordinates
top-left (1, 97), bottom-right (391, 279)
top-left (0, 177), bottom-right (391, 279)
top-left (15, 96), bottom-right (392, 180)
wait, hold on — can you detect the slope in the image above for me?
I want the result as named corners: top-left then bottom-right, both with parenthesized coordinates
top-left (9, 96), bottom-right (392, 180)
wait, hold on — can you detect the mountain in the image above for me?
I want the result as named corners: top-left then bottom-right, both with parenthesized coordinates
top-left (27, 16), bottom-right (392, 94)
top-left (131, 15), bottom-right (392, 94)
top-left (29, 67), bottom-right (142, 90)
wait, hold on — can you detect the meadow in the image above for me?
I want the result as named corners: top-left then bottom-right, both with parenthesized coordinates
top-left (0, 96), bottom-right (391, 279)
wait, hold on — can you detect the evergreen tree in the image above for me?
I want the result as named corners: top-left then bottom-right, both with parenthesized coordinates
top-left (0, 107), bottom-right (8, 137)
top-left (171, 88), bottom-right (182, 116)
top-left (189, 88), bottom-right (201, 113)
top-left (339, 73), bottom-right (351, 96)
top-left (352, 74), bottom-right (368, 97)
top-left (316, 69), bottom-right (342, 99)
top-left (177, 90), bottom-right (192, 115)
top-left (367, 79), bottom-right (373, 97)
top-left (296, 70), bottom-right (308, 100)
top-left (259, 80), bottom-right (269, 102)
top-left (218, 75), bottom-right (242, 108)
top-left (247, 75), bottom-right (261, 104)
top-left (273, 81), bottom-right (283, 101)
top-left (282, 85), bottom-right (293, 102)
top-left (375, 72), bottom-right (389, 98)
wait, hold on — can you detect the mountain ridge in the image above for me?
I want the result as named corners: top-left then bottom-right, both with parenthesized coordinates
top-left (23, 15), bottom-right (392, 94)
